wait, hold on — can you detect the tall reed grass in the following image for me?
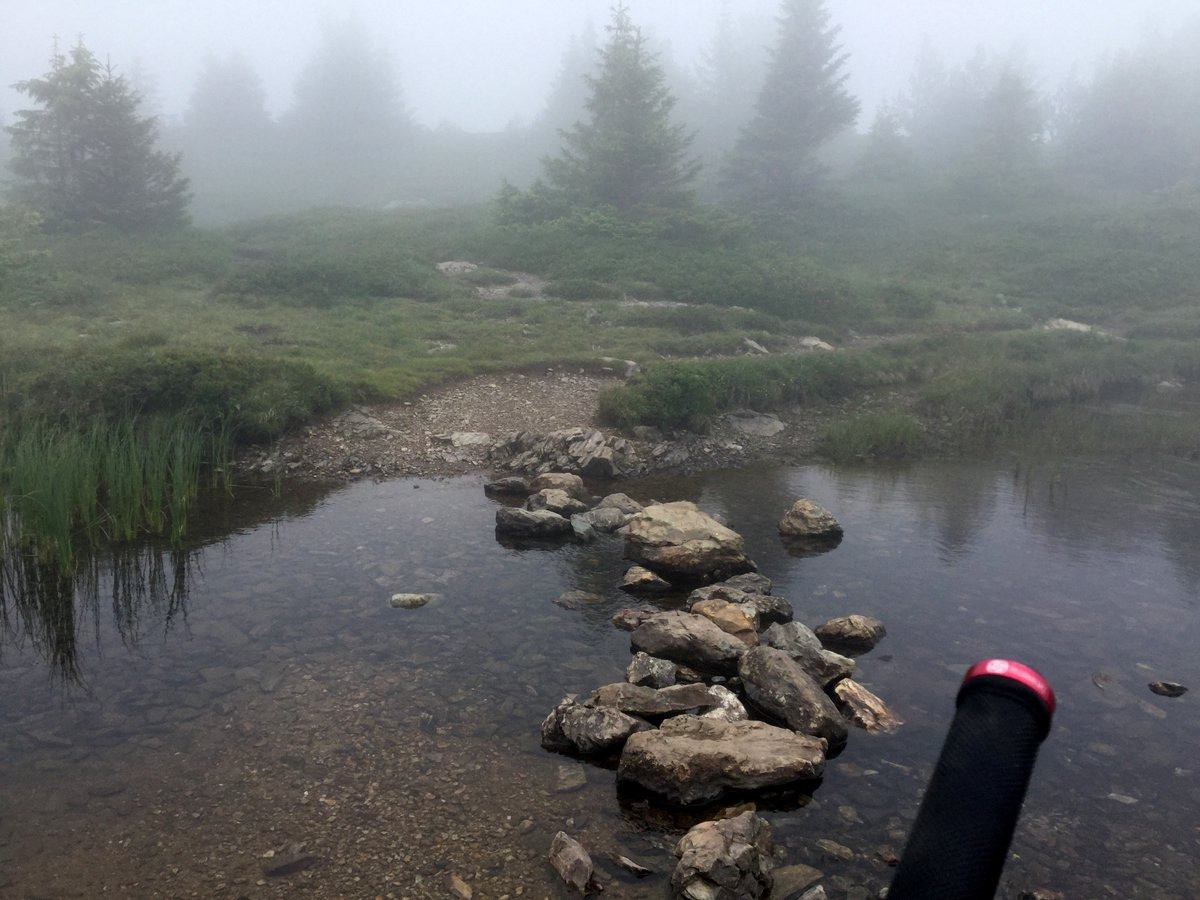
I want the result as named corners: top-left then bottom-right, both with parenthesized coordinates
top-left (0, 413), bottom-right (234, 565)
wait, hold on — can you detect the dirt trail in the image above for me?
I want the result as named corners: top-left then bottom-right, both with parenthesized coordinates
top-left (239, 361), bottom-right (916, 484)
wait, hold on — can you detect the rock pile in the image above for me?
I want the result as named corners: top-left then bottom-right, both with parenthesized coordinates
top-left (485, 479), bottom-right (898, 896)
top-left (490, 428), bottom-right (638, 478)
top-left (491, 473), bottom-right (644, 543)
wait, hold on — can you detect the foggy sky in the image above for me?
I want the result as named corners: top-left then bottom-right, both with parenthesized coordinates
top-left (2, 0), bottom-right (1196, 132)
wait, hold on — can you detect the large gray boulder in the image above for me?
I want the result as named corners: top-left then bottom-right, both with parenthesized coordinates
top-left (625, 502), bottom-right (755, 583)
top-left (760, 622), bottom-right (855, 687)
top-left (631, 611), bottom-right (749, 674)
top-left (617, 715), bottom-right (826, 806)
top-left (672, 811), bottom-right (774, 900)
top-left (541, 696), bottom-right (650, 756)
top-left (739, 647), bottom-right (849, 749)
top-left (495, 507), bottom-right (573, 538)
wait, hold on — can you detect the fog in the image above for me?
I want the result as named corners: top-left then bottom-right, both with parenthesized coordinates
top-left (3, 0), bottom-right (1193, 130)
top-left (3, 0), bottom-right (1198, 221)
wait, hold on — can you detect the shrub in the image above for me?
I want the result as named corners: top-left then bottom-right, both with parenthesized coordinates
top-left (598, 351), bottom-right (901, 430)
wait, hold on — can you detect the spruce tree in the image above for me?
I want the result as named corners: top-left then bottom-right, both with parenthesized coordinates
top-left (722, 0), bottom-right (859, 207)
top-left (7, 42), bottom-right (189, 229)
top-left (541, 4), bottom-right (699, 215)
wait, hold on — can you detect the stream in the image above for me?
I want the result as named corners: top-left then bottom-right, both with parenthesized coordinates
top-left (1, 456), bottom-right (1198, 898)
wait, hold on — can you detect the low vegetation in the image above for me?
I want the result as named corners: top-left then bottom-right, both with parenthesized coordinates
top-left (3, 191), bottom-right (1198, 567)
top-left (822, 413), bottom-right (925, 461)
top-left (1, 414), bottom-right (234, 566)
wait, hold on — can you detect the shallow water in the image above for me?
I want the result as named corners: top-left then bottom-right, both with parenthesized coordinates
top-left (2, 457), bottom-right (1199, 898)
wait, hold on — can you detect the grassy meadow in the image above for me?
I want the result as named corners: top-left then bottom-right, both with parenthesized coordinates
top-left (2, 189), bottom-right (1199, 558)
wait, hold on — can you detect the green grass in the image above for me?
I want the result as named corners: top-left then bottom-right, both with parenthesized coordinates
top-left (822, 412), bottom-right (925, 461)
top-left (0, 413), bottom-right (234, 565)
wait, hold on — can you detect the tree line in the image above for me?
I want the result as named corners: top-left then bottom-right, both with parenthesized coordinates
top-left (3, 1), bottom-right (1199, 231)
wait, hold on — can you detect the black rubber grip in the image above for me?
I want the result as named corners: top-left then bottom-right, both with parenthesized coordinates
top-left (889, 674), bottom-right (1052, 899)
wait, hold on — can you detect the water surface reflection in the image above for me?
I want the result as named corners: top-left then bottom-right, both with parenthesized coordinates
top-left (0, 459), bottom-right (1197, 898)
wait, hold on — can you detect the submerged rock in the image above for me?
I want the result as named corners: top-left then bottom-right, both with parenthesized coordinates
top-left (814, 615), bottom-right (886, 654)
top-left (625, 502), bottom-right (755, 583)
top-left (1148, 681), bottom-right (1187, 698)
top-left (388, 593), bottom-right (437, 610)
top-left (483, 476), bottom-right (531, 497)
top-left (612, 607), bottom-right (656, 632)
top-left (553, 590), bottom-right (606, 611)
top-left (549, 832), bottom-right (601, 894)
top-left (631, 611), bottom-right (749, 674)
top-left (627, 652), bottom-right (678, 689)
top-left (672, 811), bottom-right (774, 900)
top-left (621, 565), bottom-right (673, 595)
top-left (833, 680), bottom-right (903, 734)
top-left (761, 623), bottom-right (855, 687)
top-left (778, 500), bottom-right (843, 540)
top-left (541, 696), bottom-right (650, 756)
top-left (495, 507), bottom-right (573, 538)
top-left (617, 715), bottom-right (826, 806)
top-left (739, 647), bottom-right (849, 749)
top-left (770, 865), bottom-right (824, 899)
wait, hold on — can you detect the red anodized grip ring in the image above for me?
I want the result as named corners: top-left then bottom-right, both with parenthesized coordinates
top-left (962, 659), bottom-right (1056, 717)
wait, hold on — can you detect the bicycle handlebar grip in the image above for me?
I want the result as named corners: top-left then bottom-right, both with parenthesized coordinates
top-left (889, 659), bottom-right (1055, 900)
